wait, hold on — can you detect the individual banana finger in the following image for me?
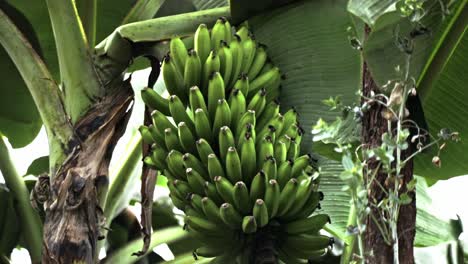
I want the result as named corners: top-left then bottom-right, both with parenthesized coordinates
top-left (141, 87), bottom-right (171, 116)
top-left (233, 181), bottom-right (250, 214)
top-left (284, 214), bottom-right (331, 235)
top-left (225, 147), bottom-right (242, 183)
top-left (178, 122), bottom-right (197, 154)
top-left (184, 49), bottom-right (202, 89)
top-left (194, 23), bottom-right (211, 65)
top-left (170, 37), bottom-right (188, 73)
top-left (219, 203), bottom-right (242, 229)
top-left (242, 215), bottom-right (257, 234)
top-left (253, 199), bottom-right (269, 227)
top-left (247, 44), bottom-right (267, 81)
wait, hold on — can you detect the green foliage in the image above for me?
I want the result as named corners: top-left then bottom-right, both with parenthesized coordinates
top-left (0, 2), bottom-right (42, 148)
top-left (25, 156), bottom-right (49, 176)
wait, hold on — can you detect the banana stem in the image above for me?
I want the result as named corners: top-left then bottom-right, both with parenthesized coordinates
top-left (117, 6), bottom-right (231, 42)
top-left (45, 0), bottom-right (102, 123)
top-left (0, 137), bottom-right (43, 262)
top-left (0, 8), bottom-right (74, 173)
top-left (75, 0), bottom-right (97, 47)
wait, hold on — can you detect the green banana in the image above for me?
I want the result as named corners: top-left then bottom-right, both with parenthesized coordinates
top-left (194, 23), bottom-right (211, 66)
top-left (213, 99), bottom-right (231, 136)
top-left (284, 214), bottom-right (331, 235)
top-left (247, 44), bottom-right (267, 81)
top-left (194, 108), bottom-right (213, 142)
top-left (202, 51), bottom-right (221, 93)
top-left (184, 49), bottom-right (202, 89)
top-left (204, 181), bottom-right (224, 206)
top-left (169, 95), bottom-right (195, 133)
top-left (196, 138), bottom-right (215, 166)
top-left (141, 87), bottom-right (171, 116)
top-left (233, 181), bottom-right (250, 214)
top-left (236, 25), bottom-right (249, 41)
top-left (139, 125), bottom-right (155, 144)
top-left (228, 89), bottom-right (247, 132)
top-left (228, 35), bottom-right (244, 88)
top-left (241, 36), bottom-right (256, 74)
top-left (249, 171), bottom-right (266, 204)
top-left (236, 110), bottom-right (256, 137)
top-left (219, 203), bottom-right (242, 229)
top-left (151, 109), bottom-right (176, 133)
top-left (223, 18), bottom-right (232, 43)
top-left (253, 199), bottom-right (269, 227)
top-left (247, 88), bottom-right (267, 116)
top-left (214, 176), bottom-right (235, 205)
top-left (178, 122), bottom-right (197, 154)
top-left (249, 67), bottom-right (281, 97)
top-left (207, 72), bottom-right (225, 121)
top-left (264, 179), bottom-right (280, 218)
top-left (277, 178), bottom-right (298, 217)
top-left (211, 18), bottom-right (226, 51)
top-left (256, 100), bottom-right (280, 132)
top-left (225, 147), bottom-right (242, 183)
top-left (164, 128), bottom-right (183, 153)
top-left (201, 196), bottom-right (224, 224)
top-left (170, 37), bottom-right (188, 73)
top-left (162, 54), bottom-right (186, 103)
top-left (208, 154), bottom-right (225, 180)
top-left (143, 156), bottom-right (157, 168)
top-left (240, 133), bottom-right (257, 184)
top-left (257, 136), bottom-right (274, 169)
top-left (218, 126), bottom-right (235, 163)
top-left (185, 215), bottom-right (222, 235)
top-left (172, 180), bottom-right (191, 200)
top-left (189, 193), bottom-right (205, 214)
top-left (166, 149), bottom-right (185, 179)
top-left (182, 153), bottom-right (208, 177)
top-left (277, 160), bottom-right (293, 189)
top-left (233, 74), bottom-right (249, 98)
top-left (291, 154), bottom-right (311, 178)
top-left (151, 143), bottom-right (168, 170)
top-left (186, 168), bottom-right (207, 195)
top-left (274, 140), bottom-right (288, 164)
top-left (189, 86), bottom-right (208, 113)
top-left (218, 41), bottom-right (233, 88)
top-left (242, 215), bottom-right (257, 234)
top-left (284, 234), bottom-right (333, 252)
top-left (262, 156), bottom-right (277, 181)
top-left (148, 124), bottom-right (165, 146)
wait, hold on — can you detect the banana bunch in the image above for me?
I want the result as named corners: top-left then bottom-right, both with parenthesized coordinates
top-left (140, 18), bottom-right (332, 263)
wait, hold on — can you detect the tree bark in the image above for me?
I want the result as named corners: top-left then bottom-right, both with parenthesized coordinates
top-left (361, 52), bottom-right (416, 263)
top-left (34, 80), bottom-right (133, 263)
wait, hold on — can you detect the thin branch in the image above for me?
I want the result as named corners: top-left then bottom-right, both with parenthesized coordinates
top-left (0, 8), bottom-right (74, 171)
top-left (0, 137), bottom-right (42, 262)
top-left (45, 0), bottom-right (102, 123)
top-left (76, 0), bottom-right (97, 47)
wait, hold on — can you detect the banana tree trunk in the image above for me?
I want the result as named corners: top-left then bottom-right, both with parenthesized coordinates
top-left (361, 53), bottom-right (416, 263)
top-left (35, 83), bottom-right (133, 263)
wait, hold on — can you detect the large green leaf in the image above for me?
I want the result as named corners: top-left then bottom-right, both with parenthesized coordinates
top-left (363, 0), bottom-right (468, 181)
top-left (0, 2), bottom-right (43, 148)
top-left (414, 176), bottom-right (463, 246)
top-left (193, 0), bottom-right (228, 10)
top-left (249, 0), bottom-right (362, 154)
top-left (347, 0), bottom-right (396, 26)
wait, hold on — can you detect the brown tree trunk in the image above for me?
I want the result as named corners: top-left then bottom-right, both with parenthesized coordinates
top-left (361, 38), bottom-right (416, 264)
top-left (34, 81), bottom-right (133, 263)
